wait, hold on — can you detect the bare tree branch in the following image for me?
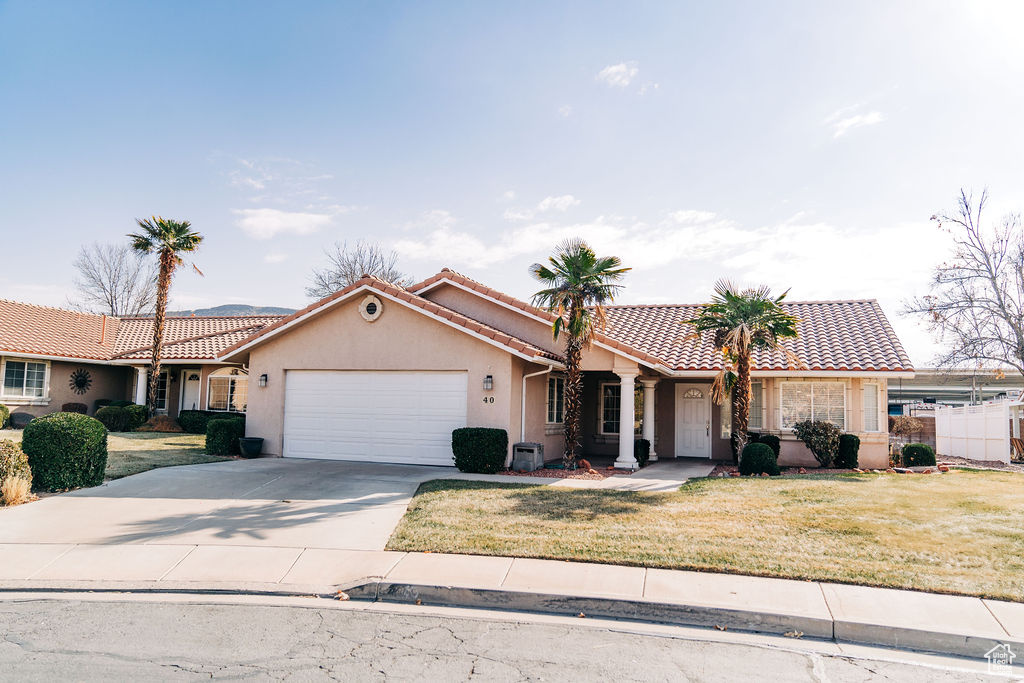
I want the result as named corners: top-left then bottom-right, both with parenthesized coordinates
top-left (305, 240), bottom-right (412, 299)
top-left (904, 189), bottom-right (1024, 374)
top-left (67, 243), bottom-right (157, 317)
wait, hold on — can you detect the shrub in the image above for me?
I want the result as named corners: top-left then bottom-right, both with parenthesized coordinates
top-left (94, 405), bottom-right (131, 432)
top-left (758, 433), bottom-right (781, 458)
top-left (0, 439), bottom-right (31, 488)
top-left (739, 442), bottom-right (779, 476)
top-left (110, 400), bottom-right (134, 407)
top-left (61, 402), bottom-right (88, 414)
top-left (205, 417), bottom-right (245, 455)
top-left (902, 442), bottom-right (936, 467)
top-left (792, 420), bottom-right (841, 467)
top-left (125, 404), bottom-right (148, 430)
top-left (0, 404), bottom-right (8, 429)
top-left (178, 410), bottom-right (210, 434)
top-left (634, 438), bottom-right (651, 468)
top-left (451, 427), bottom-right (508, 474)
top-left (1, 476), bottom-right (31, 506)
top-left (21, 412), bottom-right (107, 491)
top-left (836, 433), bottom-right (860, 469)
top-left (95, 398), bottom-right (114, 411)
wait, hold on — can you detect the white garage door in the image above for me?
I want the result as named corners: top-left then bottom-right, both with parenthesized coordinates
top-left (283, 370), bottom-right (467, 466)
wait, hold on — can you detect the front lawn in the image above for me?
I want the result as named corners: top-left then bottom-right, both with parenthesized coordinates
top-left (387, 471), bottom-right (1024, 602)
top-left (2, 430), bottom-right (229, 480)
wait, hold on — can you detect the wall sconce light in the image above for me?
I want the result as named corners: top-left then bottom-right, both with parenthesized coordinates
top-left (483, 375), bottom-right (493, 391)
top-left (258, 374), bottom-right (268, 388)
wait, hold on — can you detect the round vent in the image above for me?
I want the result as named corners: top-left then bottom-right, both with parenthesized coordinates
top-left (359, 294), bottom-right (384, 322)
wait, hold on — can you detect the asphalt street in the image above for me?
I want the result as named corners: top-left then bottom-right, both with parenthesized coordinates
top-left (0, 595), bottom-right (1004, 681)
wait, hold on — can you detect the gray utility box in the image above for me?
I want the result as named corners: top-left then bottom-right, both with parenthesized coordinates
top-left (511, 442), bottom-right (544, 472)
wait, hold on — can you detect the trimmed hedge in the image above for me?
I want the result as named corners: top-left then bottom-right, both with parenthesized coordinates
top-left (205, 418), bottom-right (245, 455)
top-left (739, 442), bottom-right (779, 476)
top-left (94, 406), bottom-right (131, 432)
top-left (634, 438), bottom-right (651, 468)
top-left (0, 404), bottom-right (8, 429)
top-left (757, 433), bottom-right (781, 458)
top-left (836, 433), bottom-right (860, 469)
top-left (0, 439), bottom-right (31, 488)
top-left (61, 402), bottom-right (88, 414)
top-left (125, 404), bottom-right (148, 431)
top-left (21, 412), bottom-right (107, 491)
top-left (902, 442), bottom-right (936, 467)
top-left (179, 410), bottom-right (246, 434)
top-left (452, 427), bottom-right (508, 474)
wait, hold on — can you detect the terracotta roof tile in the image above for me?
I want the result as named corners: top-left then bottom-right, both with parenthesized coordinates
top-left (112, 317), bottom-right (285, 360)
top-left (0, 299), bottom-right (120, 360)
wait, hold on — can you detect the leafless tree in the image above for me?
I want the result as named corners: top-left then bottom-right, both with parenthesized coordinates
top-left (306, 240), bottom-right (412, 299)
top-left (905, 189), bottom-right (1024, 373)
top-left (68, 243), bottom-right (157, 317)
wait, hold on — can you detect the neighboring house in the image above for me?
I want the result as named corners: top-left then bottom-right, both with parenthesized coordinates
top-left (0, 298), bottom-right (283, 420)
top-left (888, 367), bottom-right (1024, 413)
top-left (1, 270), bottom-right (913, 469)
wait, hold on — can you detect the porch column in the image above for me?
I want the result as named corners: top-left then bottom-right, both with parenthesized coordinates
top-left (640, 378), bottom-right (659, 461)
top-left (613, 370), bottom-right (639, 470)
top-left (133, 366), bottom-right (147, 405)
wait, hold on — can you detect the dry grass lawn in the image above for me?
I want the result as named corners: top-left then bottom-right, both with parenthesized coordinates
top-left (387, 471), bottom-right (1024, 602)
top-left (2, 430), bottom-right (228, 480)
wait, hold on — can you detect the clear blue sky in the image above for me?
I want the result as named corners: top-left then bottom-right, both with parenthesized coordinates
top-left (2, 1), bottom-right (1023, 364)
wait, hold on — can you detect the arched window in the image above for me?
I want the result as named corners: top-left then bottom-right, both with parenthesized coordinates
top-left (207, 367), bottom-right (248, 413)
top-left (682, 388), bottom-right (704, 399)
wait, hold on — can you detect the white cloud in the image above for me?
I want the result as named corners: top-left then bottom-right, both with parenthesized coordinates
top-left (232, 208), bottom-right (334, 240)
top-left (669, 210), bottom-right (717, 224)
top-left (596, 62), bottom-right (639, 87)
top-left (500, 190), bottom-right (516, 201)
top-left (639, 82), bottom-right (660, 95)
top-left (503, 208), bottom-right (534, 222)
top-left (826, 109), bottom-right (885, 138)
top-left (263, 252), bottom-right (288, 264)
top-left (537, 194), bottom-right (580, 212)
top-left (557, 104), bottom-right (572, 118)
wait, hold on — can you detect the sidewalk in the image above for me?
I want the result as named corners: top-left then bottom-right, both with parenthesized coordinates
top-left (1, 542), bottom-right (1020, 659)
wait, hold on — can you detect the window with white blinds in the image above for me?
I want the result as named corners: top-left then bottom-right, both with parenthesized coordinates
top-left (780, 382), bottom-right (846, 430)
top-left (863, 383), bottom-right (880, 432)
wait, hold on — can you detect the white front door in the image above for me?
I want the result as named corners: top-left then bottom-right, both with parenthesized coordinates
top-left (180, 370), bottom-right (202, 411)
top-left (674, 384), bottom-right (711, 458)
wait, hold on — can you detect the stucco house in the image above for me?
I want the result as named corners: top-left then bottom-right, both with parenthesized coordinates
top-left (0, 269), bottom-right (913, 469)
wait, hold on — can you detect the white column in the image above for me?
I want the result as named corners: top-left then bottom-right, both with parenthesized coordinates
top-left (133, 367), bottom-right (147, 405)
top-left (640, 378), bottom-right (659, 461)
top-left (614, 370), bottom-right (639, 469)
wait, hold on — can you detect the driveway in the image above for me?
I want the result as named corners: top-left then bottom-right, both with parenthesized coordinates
top-left (0, 458), bottom-right (447, 552)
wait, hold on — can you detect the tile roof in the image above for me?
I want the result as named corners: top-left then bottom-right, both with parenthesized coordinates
top-left (112, 316), bottom-right (286, 360)
top-left (218, 275), bottom-right (564, 364)
top-left (0, 299), bottom-right (121, 360)
top-left (602, 300), bottom-right (913, 372)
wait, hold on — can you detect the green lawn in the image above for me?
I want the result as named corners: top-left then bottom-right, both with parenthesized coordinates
top-left (387, 471), bottom-right (1024, 602)
top-left (1, 430), bottom-right (229, 480)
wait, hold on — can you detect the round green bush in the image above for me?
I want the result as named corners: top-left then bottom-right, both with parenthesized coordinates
top-left (757, 433), bottom-right (781, 458)
top-left (452, 427), bottom-right (508, 474)
top-left (125, 404), bottom-right (148, 431)
top-left (902, 442), bottom-right (936, 467)
top-left (0, 439), bottom-right (31, 488)
top-left (177, 410), bottom-right (210, 434)
top-left (205, 418), bottom-right (245, 455)
top-left (21, 412), bottom-right (107, 491)
top-left (835, 433), bottom-right (860, 469)
top-left (634, 438), bottom-right (651, 468)
top-left (739, 442), bottom-right (779, 476)
top-left (94, 405), bottom-right (130, 432)
top-left (0, 404), bottom-right (9, 429)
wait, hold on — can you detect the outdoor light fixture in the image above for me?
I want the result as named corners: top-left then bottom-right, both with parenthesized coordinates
top-left (258, 374), bottom-right (268, 388)
top-left (483, 375), bottom-right (493, 391)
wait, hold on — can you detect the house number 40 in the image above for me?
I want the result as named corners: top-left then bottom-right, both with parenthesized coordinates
top-left (482, 396), bottom-right (495, 404)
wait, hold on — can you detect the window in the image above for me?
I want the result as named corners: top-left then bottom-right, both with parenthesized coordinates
top-left (719, 382), bottom-right (763, 438)
top-left (208, 367), bottom-right (249, 412)
top-left (2, 359), bottom-right (47, 398)
top-left (599, 382), bottom-right (643, 435)
top-left (863, 382), bottom-right (881, 432)
top-left (153, 371), bottom-right (168, 411)
top-left (780, 381), bottom-right (845, 429)
top-left (546, 375), bottom-right (565, 424)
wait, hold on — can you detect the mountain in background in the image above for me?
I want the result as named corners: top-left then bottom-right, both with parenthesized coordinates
top-left (165, 304), bottom-right (296, 317)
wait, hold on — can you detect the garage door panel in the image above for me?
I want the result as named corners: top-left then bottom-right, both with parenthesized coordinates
top-left (283, 371), bottom-right (467, 465)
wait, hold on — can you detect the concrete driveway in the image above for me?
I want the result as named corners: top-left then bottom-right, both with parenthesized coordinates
top-left (0, 458), bottom-right (447, 552)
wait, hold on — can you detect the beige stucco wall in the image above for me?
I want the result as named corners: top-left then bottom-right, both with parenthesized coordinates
top-left (244, 294), bottom-right (528, 457)
top-left (0, 358), bottom-right (131, 418)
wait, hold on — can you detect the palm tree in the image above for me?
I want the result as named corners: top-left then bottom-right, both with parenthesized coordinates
top-left (530, 239), bottom-right (630, 468)
top-left (128, 217), bottom-right (203, 415)
top-left (684, 281), bottom-right (800, 463)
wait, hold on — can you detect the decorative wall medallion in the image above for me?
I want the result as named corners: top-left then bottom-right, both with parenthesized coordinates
top-left (359, 294), bottom-right (384, 322)
top-left (69, 368), bottom-right (92, 395)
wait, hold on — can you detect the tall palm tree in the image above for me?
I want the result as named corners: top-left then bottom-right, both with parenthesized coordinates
top-left (530, 239), bottom-right (630, 468)
top-left (128, 217), bottom-right (203, 415)
top-left (684, 280), bottom-right (800, 463)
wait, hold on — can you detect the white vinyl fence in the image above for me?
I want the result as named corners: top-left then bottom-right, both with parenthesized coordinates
top-left (934, 402), bottom-right (1012, 463)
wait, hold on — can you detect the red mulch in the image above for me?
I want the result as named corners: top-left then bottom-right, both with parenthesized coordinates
top-left (499, 466), bottom-right (635, 480)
